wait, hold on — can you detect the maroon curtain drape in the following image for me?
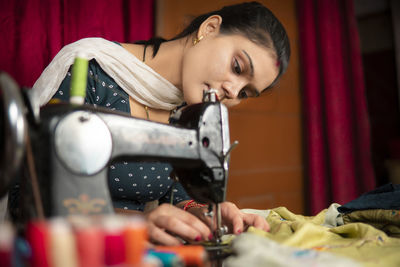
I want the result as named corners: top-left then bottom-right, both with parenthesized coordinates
top-left (0, 0), bottom-right (154, 88)
top-left (298, 0), bottom-right (376, 215)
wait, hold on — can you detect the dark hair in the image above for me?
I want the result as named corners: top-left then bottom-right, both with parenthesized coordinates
top-left (136, 1), bottom-right (290, 91)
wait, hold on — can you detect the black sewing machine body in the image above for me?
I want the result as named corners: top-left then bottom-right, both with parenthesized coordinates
top-left (32, 101), bottom-right (231, 217)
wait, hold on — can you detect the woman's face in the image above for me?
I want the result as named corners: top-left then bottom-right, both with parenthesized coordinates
top-left (181, 33), bottom-right (279, 107)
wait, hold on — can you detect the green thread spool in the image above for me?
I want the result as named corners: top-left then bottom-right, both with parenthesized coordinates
top-left (70, 54), bottom-right (89, 104)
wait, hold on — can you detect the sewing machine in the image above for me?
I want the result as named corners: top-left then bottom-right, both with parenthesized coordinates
top-left (0, 72), bottom-right (236, 243)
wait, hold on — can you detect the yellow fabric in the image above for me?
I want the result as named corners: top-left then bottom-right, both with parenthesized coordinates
top-left (342, 209), bottom-right (400, 237)
top-left (247, 207), bottom-right (400, 267)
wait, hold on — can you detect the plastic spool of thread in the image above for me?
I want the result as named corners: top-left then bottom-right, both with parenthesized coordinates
top-left (123, 216), bottom-right (148, 266)
top-left (26, 220), bottom-right (50, 267)
top-left (0, 222), bottom-right (15, 267)
top-left (70, 53), bottom-right (89, 105)
top-left (102, 215), bottom-right (126, 266)
top-left (147, 250), bottom-right (184, 267)
top-left (49, 218), bottom-right (78, 267)
top-left (69, 216), bottom-right (104, 267)
top-left (154, 245), bottom-right (207, 266)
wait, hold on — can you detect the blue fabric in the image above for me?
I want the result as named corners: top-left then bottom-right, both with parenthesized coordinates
top-left (54, 59), bottom-right (191, 211)
top-left (338, 183), bottom-right (400, 214)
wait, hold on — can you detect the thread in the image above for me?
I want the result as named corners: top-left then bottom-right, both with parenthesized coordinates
top-left (13, 237), bottom-right (31, 267)
top-left (25, 220), bottom-right (50, 267)
top-left (70, 216), bottom-right (104, 267)
top-left (103, 216), bottom-right (126, 266)
top-left (154, 245), bottom-right (207, 266)
top-left (0, 222), bottom-right (14, 267)
top-left (148, 250), bottom-right (184, 267)
top-left (49, 218), bottom-right (78, 267)
top-left (70, 53), bottom-right (88, 105)
top-left (24, 215), bottom-right (149, 267)
top-left (123, 217), bottom-right (148, 266)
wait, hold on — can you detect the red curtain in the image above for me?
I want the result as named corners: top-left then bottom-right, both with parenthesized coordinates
top-left (0, 0), bottom-right (154, 88)
top-left (298, 0), bottom-right (376, 214)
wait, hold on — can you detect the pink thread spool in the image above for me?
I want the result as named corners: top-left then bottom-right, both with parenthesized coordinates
top-left (70, 216), bottom-right (104, 267)
top-left (103, 216), bottom-right (126, 266)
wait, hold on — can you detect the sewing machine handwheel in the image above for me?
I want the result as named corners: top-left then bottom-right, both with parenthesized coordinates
top-left (0, 72), bottom-right (27, 197)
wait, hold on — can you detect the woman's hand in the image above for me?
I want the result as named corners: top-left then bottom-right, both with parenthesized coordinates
top-left (220, 201), bottom-right (270, 234)
top-left (144, 203), bottom-right (212, 245)
top-left (188, 201), bottom-right (270, 235)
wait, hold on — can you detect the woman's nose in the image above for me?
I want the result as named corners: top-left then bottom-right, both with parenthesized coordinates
top-left (222, 83), bottom-right (240, 99)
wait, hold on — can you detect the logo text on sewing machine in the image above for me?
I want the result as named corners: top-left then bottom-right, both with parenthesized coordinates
top-left (63, 194), bottom-right (107, 214)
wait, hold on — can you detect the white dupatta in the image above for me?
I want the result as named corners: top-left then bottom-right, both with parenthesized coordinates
top-left (31, 38), bottom-right (183, 110)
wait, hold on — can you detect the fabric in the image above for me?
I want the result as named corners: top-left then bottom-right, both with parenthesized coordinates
top-left (342, 209), bottom-right (400, 237)
top-left (243, 207), bottom-right (400, 267)
top-left (225, 232), bottom-right (361, 267)
top-left (319, 184), bottom-right (400, 235)
top-left (0, 0), bottom-right (153, 88)
top-left (315, 205), bottom-right (400, 238)
top-left (322, 203), bottom-right (343, 228)
top-left (297, 0), bottom-right (376, 215)
top-left (52, 59), bottom-right (191, 210)
top-left (241, 209), bottom-right (271, 220)
top-left (31, 38), bottom-right (183, 110)
top-left (338, 183), bottom-right (400, 213)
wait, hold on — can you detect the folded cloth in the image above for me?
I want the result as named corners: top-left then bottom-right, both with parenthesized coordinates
top-left (342, 209), bottom-right (400, 237)
top-left (322, 203), bottom-right (343, 228)
top-left (243, 207), bottom-right (400, 267)
top-left (337, 183), bottom-right (400, 213)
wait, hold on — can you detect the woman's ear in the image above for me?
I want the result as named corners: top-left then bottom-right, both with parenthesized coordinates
top-left (197, 15), bottom-right (222, 39)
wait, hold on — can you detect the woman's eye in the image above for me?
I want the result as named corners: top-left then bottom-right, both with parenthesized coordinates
top-left (238, 89), bottom-right (248, 99)
top-left (233, 59), bottom-right (242, 74)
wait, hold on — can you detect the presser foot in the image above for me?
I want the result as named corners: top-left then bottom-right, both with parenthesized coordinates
top-left (202, 241), bottom-right (232, 266)
top-left (203, 204), bottom-right (229, 244)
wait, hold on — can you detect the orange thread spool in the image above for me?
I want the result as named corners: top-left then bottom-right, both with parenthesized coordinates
top-left (154, 245), bottom-right (206, 266)
top-left (123, 217), bottom-right (148, 266)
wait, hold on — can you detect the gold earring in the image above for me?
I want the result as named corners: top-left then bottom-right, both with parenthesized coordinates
top-left (193, 35), bottom-right (203, 45)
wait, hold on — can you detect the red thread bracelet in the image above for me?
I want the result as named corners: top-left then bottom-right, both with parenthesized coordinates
top-left (183, 200), bottom-right (207, 211)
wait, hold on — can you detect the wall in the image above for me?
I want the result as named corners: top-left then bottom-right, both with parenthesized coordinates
top-left (155, 0), bottom-right (303, 213)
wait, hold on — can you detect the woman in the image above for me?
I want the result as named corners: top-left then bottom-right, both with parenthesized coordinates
top-left (31, 1), bottom-right (290, 245)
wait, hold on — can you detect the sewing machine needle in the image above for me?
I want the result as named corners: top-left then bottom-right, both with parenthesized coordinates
top-left (216, 203), bottom-right (222, 243)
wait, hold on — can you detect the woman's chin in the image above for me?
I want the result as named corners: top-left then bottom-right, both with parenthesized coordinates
top-left (183, 96), bottom-right (203, 105)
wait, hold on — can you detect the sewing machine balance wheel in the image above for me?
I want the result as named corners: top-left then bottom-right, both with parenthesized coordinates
top-left (0, 72), bottom-right (28, 198)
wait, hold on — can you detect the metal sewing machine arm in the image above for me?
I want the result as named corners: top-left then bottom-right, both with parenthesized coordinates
top-left (108, 99), bottom-right (231, 205)
top-left (32, 90), bottom-right (235, 218)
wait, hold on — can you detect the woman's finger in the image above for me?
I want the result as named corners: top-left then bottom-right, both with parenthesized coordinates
top-left (147, 204), bottom-right (211, 242)
top-left (165, 205), bottom-right (212, 241)
top-left (152, 214), bottom-right (204, 242)
top-left (230, 212), bottom-right (244, 234)
top-left (243, 213), bottom-right (270, 232)
top-left (220, 202), bottom-right (244, 234)
top-left (148, 223), bottom-right (182, 246)
top-left (186, 206), bottom-right (213, 230)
